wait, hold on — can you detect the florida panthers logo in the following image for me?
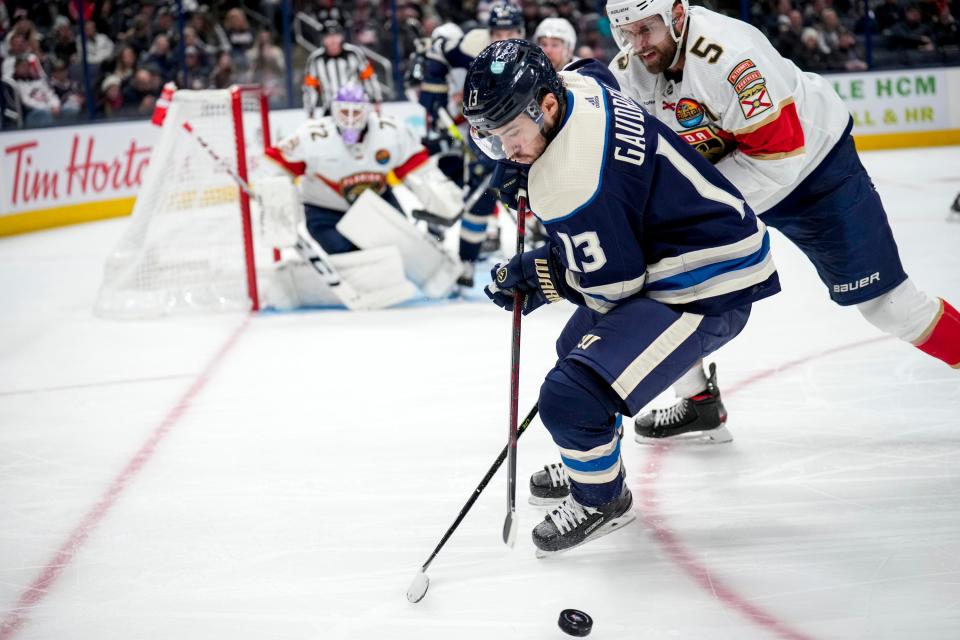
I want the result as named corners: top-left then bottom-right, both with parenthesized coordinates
top-left (318, 171), bottom-right (388, 203)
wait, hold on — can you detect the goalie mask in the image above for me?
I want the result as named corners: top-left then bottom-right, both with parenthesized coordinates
top-left (332, 84), bottom-right (370, 145)
top-left (463, 40), bottom-right (562, 163)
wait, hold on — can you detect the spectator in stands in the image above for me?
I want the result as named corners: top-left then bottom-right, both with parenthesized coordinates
top-left (143, 34), bottom-right (176, 82)
top-left (48, 16), bottom-right (79, 65)
top-left (11, 53), bottom-right (60, 126)
top-left (2, 32), bottom-right (27, 78)
top-left (224, 8), bottom-right (255, 66)
top-left (183, 26), bottom-right (215, 67)
top-left (120, 16), bottom-right (152, 55)
top-left (122, 67), bottom-right (160, 115)
top-left (81, 19), bottom-right (115, 66)
top-left (189, 8), bottom-right (226, 54)
top-left (177, 45), bottom-right (211, 90)
top-left (49, 57), bottom-right (84, 118)
top-left (933, 5), bottom-right (960, 48)
top-left (819, 8), bottom-right (844, 51)
top-left (100, 73), bottom-right (125, 116)
top-left (774, 10), bottom-right (805, 60)
top-left (210, 51), bottom-right (234, 89)
top-left (111, 45), bottom-right (138, 83)
top-left (887, 4), bottom-right (936, 50)
top-left (874, 0), bottom-right (906, 32)
top-left (247, 30), bottom-right (286, 106)
top-left (5, 17), bottom-right (43, 56)
top-left (797, 26), bottom-right (831, 70)
top-left (152, 6), bottom-right (177, 43)
top-left (829, 29), bottom-right (869, 70)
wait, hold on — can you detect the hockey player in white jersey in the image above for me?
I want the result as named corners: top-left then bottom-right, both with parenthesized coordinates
top-left (265, 85), bottom-right (463, 307)
top-left (533, 17), bottom-right (578, 71)
top-left (601, 0), bottom-right (960, 446)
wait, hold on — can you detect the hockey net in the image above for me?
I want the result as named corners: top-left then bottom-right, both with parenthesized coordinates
top-left (94, 85), bottom-right (298, 319)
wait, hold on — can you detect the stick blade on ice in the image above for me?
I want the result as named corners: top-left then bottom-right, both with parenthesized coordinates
top-left (502, 512), bottom-right (517, 547)
top-left (406, 570), bottom-right (430, 603)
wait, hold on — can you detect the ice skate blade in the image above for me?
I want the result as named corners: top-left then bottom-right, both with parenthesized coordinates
top-left (534, 512), bottom-right (637, 559)
top-left (634, 424), bottom-right (733, 446)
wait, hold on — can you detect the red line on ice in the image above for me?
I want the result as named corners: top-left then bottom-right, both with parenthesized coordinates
top-left (638, 336), bottom-right (890, 640)
top-left (0, 317), bottom-right (252, 640)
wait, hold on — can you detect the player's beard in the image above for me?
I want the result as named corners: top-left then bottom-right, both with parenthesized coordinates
top-left (637, 38), bottom-right (678, 75)
top-left (510, 132), bottom-right (547, 164)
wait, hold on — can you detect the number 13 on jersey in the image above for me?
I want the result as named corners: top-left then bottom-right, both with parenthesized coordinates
top-left (557, 231), bottom-right (607, 273)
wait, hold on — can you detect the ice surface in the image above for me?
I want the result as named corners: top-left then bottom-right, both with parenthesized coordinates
top-left (1, 146), bottom-right (959, 639)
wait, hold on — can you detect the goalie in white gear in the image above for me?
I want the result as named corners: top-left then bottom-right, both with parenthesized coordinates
top-left (267, 84), bottom-right (461, 255)
top-left (602, 0), bottom-right (960, 446)
top-left (264, 85), bottom-right (464, 307)
top-left (533, 17), bottom-right (578, 71)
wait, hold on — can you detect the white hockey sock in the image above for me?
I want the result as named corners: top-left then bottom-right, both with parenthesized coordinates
top-left (856, 278), bottom-right (940, 343)
top-left (673, 361), bottom-right (708, 399)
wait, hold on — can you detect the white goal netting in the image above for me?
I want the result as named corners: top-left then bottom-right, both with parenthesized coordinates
top-left (94, 86), bottom-right (297, 319)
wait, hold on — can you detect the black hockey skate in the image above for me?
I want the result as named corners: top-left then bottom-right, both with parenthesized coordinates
top-left (950, 193), bottom-right (960, 221)
top-left (529, 463), bottom-right (570, 506)
top-left (457, 261), bottom-right (475, 288)
top-left (634, 363), bottom-right (732, 445)
top-left (532, 483), bottom-right (635, 557)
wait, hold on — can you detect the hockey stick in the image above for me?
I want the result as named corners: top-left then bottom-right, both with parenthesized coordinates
top-left (502, 190), bottom-right (528, 547)
top-left (406, 402), bottom-right (539, 604)
top-left (175, 120), bottom-right (377, 310)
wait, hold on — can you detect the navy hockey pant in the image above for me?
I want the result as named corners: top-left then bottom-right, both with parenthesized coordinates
top-left (760, 124), bottom-right (907, 306)
top-left (539, 298), bottom-right (750, 507)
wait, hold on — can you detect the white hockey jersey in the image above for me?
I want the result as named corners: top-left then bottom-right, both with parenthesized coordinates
top-left (267, 112), bottom-right (428, 212)
top-left (609, 6), bottom-right (851, 213)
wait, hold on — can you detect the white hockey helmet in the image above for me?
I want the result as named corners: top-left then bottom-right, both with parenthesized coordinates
top-left (606, 0), bottom-right (690, 61)
top-left (533, 17), bottom-right (577, 52)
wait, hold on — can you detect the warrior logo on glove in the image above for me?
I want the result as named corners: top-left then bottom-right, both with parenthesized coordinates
top-left (497, 266), bottom-right (509, 284)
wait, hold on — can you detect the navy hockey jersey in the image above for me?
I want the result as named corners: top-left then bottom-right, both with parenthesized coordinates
top-left (528, 70), bottom-right (780, 316)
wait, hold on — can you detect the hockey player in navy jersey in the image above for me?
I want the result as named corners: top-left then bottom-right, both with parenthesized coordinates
top-left (463, 41), bottom-right (780, 555)
top-left (416, 2), bottom-right (526, 284)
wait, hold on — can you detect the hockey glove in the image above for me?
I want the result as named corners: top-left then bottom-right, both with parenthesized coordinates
top-left (490, 161), bottom-right (528, 210)
top-left (485, 244), bottom-right (569, 315)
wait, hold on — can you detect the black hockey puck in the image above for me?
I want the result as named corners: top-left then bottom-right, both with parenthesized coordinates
top-left (558, 609), bottom-right (593, 636)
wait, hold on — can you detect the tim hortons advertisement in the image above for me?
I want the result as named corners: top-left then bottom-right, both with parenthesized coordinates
top-left (1, 121), bottom-right (158, 217)
top-left (0, 102), bottom-right (427, 232)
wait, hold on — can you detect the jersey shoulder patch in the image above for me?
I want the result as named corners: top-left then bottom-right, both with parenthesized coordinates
top-left (529, 75), bottom-right (608, 223)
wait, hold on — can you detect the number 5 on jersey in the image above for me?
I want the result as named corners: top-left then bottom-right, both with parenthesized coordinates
top-left (557, 231), bottom-right (607, 273)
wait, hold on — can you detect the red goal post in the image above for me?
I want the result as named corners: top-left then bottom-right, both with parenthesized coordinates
top-left (95, 85), bottom-right (295, 319)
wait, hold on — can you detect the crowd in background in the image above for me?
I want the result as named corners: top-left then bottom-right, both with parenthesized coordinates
top-left (1, 0), bottom-right (958, 129)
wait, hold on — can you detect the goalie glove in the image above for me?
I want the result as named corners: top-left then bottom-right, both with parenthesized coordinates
top-left (485, 244), bottom-right (574, 315)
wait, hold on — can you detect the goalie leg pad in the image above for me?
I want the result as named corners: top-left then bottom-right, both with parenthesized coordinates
top-left (328, 246), bottom-right (418, 305)
top-left (336, 190), bottom-right (461, 298)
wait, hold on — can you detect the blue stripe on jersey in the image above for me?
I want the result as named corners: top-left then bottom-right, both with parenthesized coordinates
top-left (461, 218), bottom-right (486, 232)
top-left (645, 231), bottom-right (771, 292)
top-left (559, 89), bottom-right (575, 130)
top-left (560, 441), bottom-right (621, 473)
top-left (539, 84), bottom-right (610, 225)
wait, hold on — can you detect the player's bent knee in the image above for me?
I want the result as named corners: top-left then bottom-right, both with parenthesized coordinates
top-left (856, 278), bottom-right (940, 342)
top-left (538, 359), bottom-right (620, 438)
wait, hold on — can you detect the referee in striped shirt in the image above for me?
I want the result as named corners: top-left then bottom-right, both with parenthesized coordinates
top-left (303, 20), bottom-right (383, 118)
